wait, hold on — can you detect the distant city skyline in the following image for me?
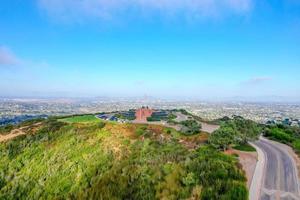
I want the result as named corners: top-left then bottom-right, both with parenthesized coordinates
top-left (1, 0), bottom-right (300, 100)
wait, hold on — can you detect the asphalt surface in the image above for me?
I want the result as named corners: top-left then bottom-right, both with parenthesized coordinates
top-left (254, 138), bottom-right (300, 200)
top-left (173, 112), bottom-right (189, 122)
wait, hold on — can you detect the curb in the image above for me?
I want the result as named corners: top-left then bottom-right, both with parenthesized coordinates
top-left (249, 141), bottom-right (265, 200)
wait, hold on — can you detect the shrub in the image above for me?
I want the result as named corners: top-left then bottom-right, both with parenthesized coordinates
top-left (135, 126), bottom-right (147, 136)
top-left (0, 124), bottom-right (14, 135)
top-left (147, 116), bottom-right (161, 122)
top-left (98, 121), bottom-right (106, 129)
top-left (292, 139), bottom-right (300, 153)
top-left (209, 117), bottom-right (261, 150)
top-left (264, 127), bottom-right (293, 144)
top-left (180, 120), bottom-right (202, 135)
top-left (233, 143), bottom-right (256, 152)
top-left (209, 127), bottom-right (237, 150)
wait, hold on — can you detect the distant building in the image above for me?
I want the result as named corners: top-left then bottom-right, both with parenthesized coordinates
top-left (97, 114), bottom-right (108, 120)
top-left (282, 118), bottom-right (291, 126)
top-left (291, 119), bottom-right (299, 127)
top-left (135, 107), bottom-right (153, 122)
top-left (109, 116), bottom-right (118, 121)
top-left (291, 121), bottom-right (298, 127)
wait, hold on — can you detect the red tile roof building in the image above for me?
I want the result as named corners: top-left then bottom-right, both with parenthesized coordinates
top-left (135, 107), bottom-right (153, 122)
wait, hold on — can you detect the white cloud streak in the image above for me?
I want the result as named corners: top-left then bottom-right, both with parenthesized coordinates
top-left (0, 46), bottom-right (21, 66)
top-left (38, 0), bottom-right (254, 22)
top-left (242, 76), bottom-right (273, 85)
top-left (0, 46), bottom-right (49, 70)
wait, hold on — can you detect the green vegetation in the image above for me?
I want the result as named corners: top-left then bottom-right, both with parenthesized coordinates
top-left (82, 145), bottom-right (247, 200)
top-left (146, 116), bottom-right (161, 122)
top-left (176, 109), bottom-right (209, 125)
top-left (0, 124), bottom-right (14, 135)
top-left (208, 116), bottom-right (231, 125)
top-left (293, 140), bottom-right (300, 153)
top-left (59, 115), bottom-right (100, 123)
top-left (163, 127), bottom-right (182, 139)
top-left (17, 118), bottom-right (47, 127)
top-left (167, 111), bottom-right (201, 125)
top-left (264, 124), bottom-right (300, 153)
top-left (114, 110), bottom-right (136, 121)
top-left (179, 109), bottom-right (190, 116)
top-left (0, 118), bottom-right (247, 200)
top-left (180, 120), bottom-right (202, 135)
top-left (135, 126), bottom-right (147, 136)
top-left (0, 118), bottom-right (47, 136)
top-left (98, 121), bottom-right (106, 129)
top-left (233, 143), bottom-right (256, 152)
top-left (209, 116), bottom-right (261, 151)
top-left (146, 111), bottom-right (171, 122)
top-left (168, 113), bottom-right (177, 120)
top-left (266, 127), bottom-right (293, 143)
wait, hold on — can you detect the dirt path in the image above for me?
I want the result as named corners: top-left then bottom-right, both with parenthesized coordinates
top-left (0, 123), bottom-right (42, 143)
top-left (0, 129), bottom-right (27, 142)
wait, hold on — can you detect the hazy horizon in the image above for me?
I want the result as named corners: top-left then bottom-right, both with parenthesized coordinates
top-left (1, 95), bottom-right (300, 104)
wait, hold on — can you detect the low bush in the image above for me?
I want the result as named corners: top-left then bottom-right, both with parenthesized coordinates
top-left (292, 139), bottom-right (300, 153)
top-left (98, 121), bottom-right (106, 129)
top-left (264, 127), bottom-right (293, 144)
top-left (180, 120), bottom-right (202, 135)
top-left (233, 143), bottom-right (256, 152)
top-left (135, 126), bottom-right (147, 136)
top-left (263, 125), bottom-right (300, 155)
top-left (0, 124), bottom-right (14, 135)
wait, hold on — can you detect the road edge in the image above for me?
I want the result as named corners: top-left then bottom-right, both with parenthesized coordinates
top-left (249, 141), bottom-right (265, 200)
top-left (261, 137), bottom-right (300, 195)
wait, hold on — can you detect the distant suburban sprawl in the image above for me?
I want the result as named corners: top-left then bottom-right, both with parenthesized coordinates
top-left (0, 97), bottom-right (299, 127)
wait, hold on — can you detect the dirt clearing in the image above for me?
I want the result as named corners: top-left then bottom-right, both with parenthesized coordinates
top-left (225, 148), bottom-right (258, 188)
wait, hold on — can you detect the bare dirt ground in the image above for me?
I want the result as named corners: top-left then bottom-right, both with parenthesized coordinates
top-left (173, 112), bottom-right (189, 122)
top-left (132, 120), bottom-right (219, 134)
top-left (0, 129), bottom-right (26, 142)
top-left (132, 121), bottom-right (182, 131)
top-left (0, 123), bottom-right (42, 143)
top-left (200, 122), bottom-right (219, 134)
top-left (225, 148), bottom-right (258, 188)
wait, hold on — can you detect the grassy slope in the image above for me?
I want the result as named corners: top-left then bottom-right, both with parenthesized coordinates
top-left (58, 115), bottom-right (100, 123)
top-left (0, 118), bottom-right (248, 200)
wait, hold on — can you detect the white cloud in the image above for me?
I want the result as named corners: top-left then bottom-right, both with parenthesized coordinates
top-left (0, 46), bottom-right (21, 66)
top-left (242, 76), bottom-right (273, 85)
top-left (0, 46), bottom-right (50, 70)
top-left (38, 0), bottom-right (254, 22)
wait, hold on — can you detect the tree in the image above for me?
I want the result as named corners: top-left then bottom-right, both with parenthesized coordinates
top-left (180, 120), bottom-right (202, 135)
top-left (208, 127), bottom-right (237, 151)
top-left (209, 117), bottom-right (261, 150)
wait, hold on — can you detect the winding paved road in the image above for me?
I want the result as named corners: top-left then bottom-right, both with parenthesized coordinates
top-left (254, 138), bottom-right (300, 200)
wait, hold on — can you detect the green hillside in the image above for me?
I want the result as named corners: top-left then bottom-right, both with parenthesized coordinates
top-left (58, 115), bottom-right (100, 123)
top-left (0, 118), bottom-right (247, 200)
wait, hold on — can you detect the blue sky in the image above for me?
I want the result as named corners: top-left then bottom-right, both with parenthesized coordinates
top-left (0, 0), bottom-right (300, 100)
